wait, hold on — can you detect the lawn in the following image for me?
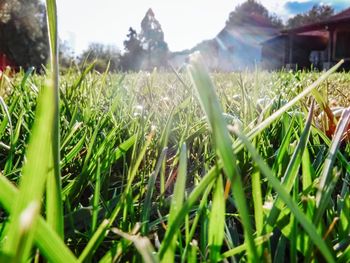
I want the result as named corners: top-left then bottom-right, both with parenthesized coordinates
top-left (0, 1), bottom-right (349, 262)
top-left (0, 56), bottom-right (349, 262)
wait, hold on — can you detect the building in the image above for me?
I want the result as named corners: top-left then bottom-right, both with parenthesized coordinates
top-left (169, 12), bottom-right (279, 71)
top-left (215, 17), bottom-right (279, 71)
top-left (262, 8), bottom-right (350, 70)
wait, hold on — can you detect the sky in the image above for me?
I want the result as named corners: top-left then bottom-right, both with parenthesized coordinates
top-left (56, 0), bottom-right (349, 55)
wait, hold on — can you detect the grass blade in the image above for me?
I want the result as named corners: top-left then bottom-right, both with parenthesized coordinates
top-left (78, 219), bottom-right (110, 262)
top-left (187, 52), bottom-right (258, 261)
top-left (267, 102), bottom-right (314, 226)
top-left (251, 166), bottom-right (263, 235)
top-left (78, 133), bottom-right (148, 258)
top-left (111, 228), bottom-right (159, 263)
top-left (3, 79), bottom-right (55, 261)
top-left (0, 175), bottom-right (77, 262)
top-left (221, 233), bottom-right (272, 259)
top-left (91, 158), bottom-right (101, 234)
top-left (233, 60), bottom-right (344, 153)
top-left (233, 128), bottom-right (335, 263)
top-left (208, 173), bottom-right (225, 262)
top-left (161, 143), bottom-right (187, 262)
top-left (315, 109), bottom-right (350, 224)
top-left (142, 147), bottom-right (168, 235)
top-left (45, 0), bottom-right (64, 238)
top-left (159, 164), bottom-right (219, 258)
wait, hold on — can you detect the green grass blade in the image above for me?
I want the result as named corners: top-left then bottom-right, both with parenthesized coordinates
top-left (159, 164), bottom-right (219, 258)
top-left (142, 147), bottom-right (168, 235)
top-left (338, 245), bottom-right (350, 263)
top-left (221, 233), bottom-right (272, 259)
top-left (181, 183), bottom-right (214, 262)
top-left (91, 158), bottom-right (101, 234)
top-left (233, 60), bottom-right (344, 153)
top-left (64, 117), bottom-right (105, 199)
top-left (0, 97), bottom-right (13, 146)
top-left (273, 235), bottom-right (287, 263)
top-left (0, 175), bottom-right (77, 262)
top-left (78, 134), bottom-right (147, 258)
top-left (45, 0), bottom-right (64, 238)
top-left (78, 219), bottom-right (110, 262)
top-left (111, 228), bottom-right (159, 263)
top-left (338, 193), bottom-right (350, 239)
top-left (315, 109), bottom-right (350, 224)
top-left (302, 146), bottom-right (313, 191)
top-left (12, 201), bottom-right (40, 263)
top-left (60, 132), bottom-right (86, 168)
top-left (98, 240), bottom-right (131, 263)
top-left (208, 173), bottom-right (225, 262)
top-left (0, 95), bottom-right (18, 141)
top-left (271, 115), bottom-right (295, 175)
top-left (161, 143), bottom-right (187, 262)
top-left (187, 52), bottom-right (258, 261)
top-left (3, 80), bottom-right (55, 261)
top-left (233, 128), bottom-right (335, 263)
top-left (267, 102), bottom-right (314, 226)
top-left (61, 121), bottom-right (83, 150)
top-left (98, 224), bottom-right (140, 263)
top-left (251, 167), bottom-right (263, 234)
top-left (46, 0), bottom-right (58, 61)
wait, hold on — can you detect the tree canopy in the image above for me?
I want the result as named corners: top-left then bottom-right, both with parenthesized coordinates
top-left (120, 8), bottom-right (169, 71)
top-left (120, 27), bottom-right (145, 71)
top-left (226, 0), bottom-right (283, 28)
top-left (287, 4), bottom-right (335, 28)
top-left (79, 43), bottom-right (120, 73)
top-left (139, 8), bottom-right (169, 70)
top-left (0, 0), bottom-right (49, 70)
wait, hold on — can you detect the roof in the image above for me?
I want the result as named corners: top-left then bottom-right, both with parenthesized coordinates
top-left (331, 7), bottom-right (350, 20)
top-left (284, 7), bottom-right (350, 33)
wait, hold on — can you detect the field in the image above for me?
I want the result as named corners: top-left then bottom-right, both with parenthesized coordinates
top-left (0, 55), bottom-right (350, 262)
top-left (0, 2), bottom-right (350, 262)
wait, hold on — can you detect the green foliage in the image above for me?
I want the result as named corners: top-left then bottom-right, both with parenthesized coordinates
top-left (120, 27), bottom-right (145, 71)
top-left (139, 8), bottom-right (169, 70)
top-left (80, 43), bottom-right (121, 73)
top-left (226, 0), bottom-right (283, 28)
top-left (287, 4), bottom-right (334, 28)
top-left (59, 40), bottom-right (75, 72)
top-left (0, 0), bottom-right (49, 70)
top-left (120, 9), bottom-right (169, 72)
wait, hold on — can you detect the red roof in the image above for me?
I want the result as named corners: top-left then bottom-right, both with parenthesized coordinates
top-left (331, 7), bottom-right (350, 20)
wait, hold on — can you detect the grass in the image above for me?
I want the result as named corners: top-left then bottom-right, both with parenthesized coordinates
top-left (0, 1), bottom-right (350, 261)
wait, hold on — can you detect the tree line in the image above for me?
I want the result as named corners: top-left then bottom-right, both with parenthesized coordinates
top-left (0, 0), bottom-right (339, 72)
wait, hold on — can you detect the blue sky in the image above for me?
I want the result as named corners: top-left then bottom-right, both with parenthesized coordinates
top-left (285, 0), bottom-right (349, 14)
top-left (55, 0), bottom-right (349, 54)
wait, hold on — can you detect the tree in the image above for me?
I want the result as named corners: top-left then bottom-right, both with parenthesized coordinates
top-left (139, 8), bottom-right (169, 70)
top-left (0, 0), bottom-right (49, 71)
top-left (287, 4), bottom-right (334, 28)
top-left (79, 43), bottom-right (120, 73)
top-left (120, 27), bottom-right (145, 71)
top-left (226, 0), bottom-right (283, 28)
top-left (59, 40), bottom-right (75, 72)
